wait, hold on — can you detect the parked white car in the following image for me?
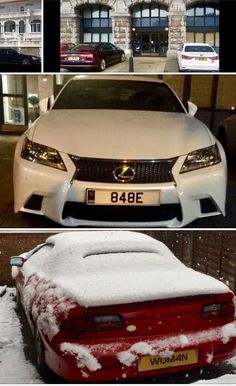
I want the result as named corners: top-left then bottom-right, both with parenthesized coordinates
top-left (13, 76), bottom-right (227, 227)
top-left (178, 43), bottom-right (219, 72)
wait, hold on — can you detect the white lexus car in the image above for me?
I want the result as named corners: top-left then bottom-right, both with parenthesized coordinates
top-left (178, 43), bottom-right (219, 72)
top-left (13, 76), bottom-right (227, 227)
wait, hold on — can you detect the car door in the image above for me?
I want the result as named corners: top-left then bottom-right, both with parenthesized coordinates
top-left (6, 49), bottom-right (20, 64)
top-left (100, 43), bottom-right (113, 65)
top-left (0, 49), bottom-right (11, 64)
top-left (109, 43), bottom-right (121, 62)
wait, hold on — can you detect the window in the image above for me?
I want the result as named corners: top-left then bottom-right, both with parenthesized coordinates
top-left (19, 20), bottom-right (25, 34)
top-left (31, 19), bottom-right (41, 32)
top-left (187, 5), bottom-right (219, 27)
top-left (186, 4), bottom-right (219, 50)
top-left (0, 75), bottom-right (26, 130)
top-left (82, 5), bottom-right (112, 43)
top-left (4, 21), bottom-right (16, 33)
top-left (132, 4), bottom-right (168, 29)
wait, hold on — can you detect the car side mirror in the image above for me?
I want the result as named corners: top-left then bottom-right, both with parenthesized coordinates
top-left (10, 256), bottom-right (24, 267)
top-left (187, 101), bottom-right (198, 116)
top-left (39, 96), bottom-right (54, 113)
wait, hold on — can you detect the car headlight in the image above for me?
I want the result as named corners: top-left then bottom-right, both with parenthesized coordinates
top-left (180, 144), bottom-right (221, 173)
top-left (21, 138), bottom-right (67, 171)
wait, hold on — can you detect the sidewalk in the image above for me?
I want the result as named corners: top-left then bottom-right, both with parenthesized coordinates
top-left (104, 57), bottom-right (166, 73)
top-left (164, 57), bottom-right (179, 72)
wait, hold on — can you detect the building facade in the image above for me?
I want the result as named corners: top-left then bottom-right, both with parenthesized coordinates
top-left (0, 0), bottom-right (41, 56)
top-left (60, 0), bottom-right (219, 56)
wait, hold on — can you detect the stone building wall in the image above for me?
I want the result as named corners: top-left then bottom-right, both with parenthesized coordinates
top-left (60, 0), bottom-right (218, 56)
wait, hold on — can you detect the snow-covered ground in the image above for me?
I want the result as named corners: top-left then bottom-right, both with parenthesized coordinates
top-left (0, 286), bottom-right (236, 384)
top-left (0, 287), bottom-right (42, 383)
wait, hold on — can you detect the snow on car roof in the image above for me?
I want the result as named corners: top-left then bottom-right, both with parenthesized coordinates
top-left (46, 230), bottom-right (174, 259)
top-left (21, 231), bottom-right (230, 307)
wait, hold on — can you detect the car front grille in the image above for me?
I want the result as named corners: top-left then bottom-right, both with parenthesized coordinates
top-left (70, 156), bottom-right (177, 184)
top-left (62, 202), bottom-right (182, 222)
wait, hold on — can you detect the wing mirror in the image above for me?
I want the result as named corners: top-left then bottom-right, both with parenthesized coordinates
top-left (39, 95), bottom-right (54, 113)
top-left (187, 101), bottom-right (198, 116)
top-left (10, 256), bottom-right (24, 267)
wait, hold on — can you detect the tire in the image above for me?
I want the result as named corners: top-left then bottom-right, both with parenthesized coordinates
top-left (35, 331), bottom-right (51, 378)
top-left (99, 59), bottom-right (106, 71)
top-left (120, 53), bottom-right (125, 62)
top-left (22, 58), bottom-right (31, 65)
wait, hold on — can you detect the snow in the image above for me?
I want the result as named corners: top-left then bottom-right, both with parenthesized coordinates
top-left (73, 322), bottom-right (236, 370)
top-left (0, 288), bottom-right (42, 383)
top-left (61, 343), bottom-right (101, 372)
top-left (20, 231), bottom-right (231, 308)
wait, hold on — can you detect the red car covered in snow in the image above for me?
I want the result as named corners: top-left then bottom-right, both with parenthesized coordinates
top-left (11, 231), bottom-right (236, 382)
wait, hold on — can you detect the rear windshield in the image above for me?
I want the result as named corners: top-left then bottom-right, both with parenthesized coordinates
top-left (185, 45), bottom-right (214, 53)
top-left (53, 79), bottom-right (184, 113)
top-left (71, 44), bottom-right (98, 52)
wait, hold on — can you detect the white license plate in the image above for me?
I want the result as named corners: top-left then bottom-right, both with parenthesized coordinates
top-left (68, 56), bottom-right (80, 61)
top-left (86, 189), bottom-right (160, 206)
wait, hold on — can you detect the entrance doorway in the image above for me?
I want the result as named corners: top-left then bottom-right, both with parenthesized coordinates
top-left (132, 31), bottom-right (168, 56)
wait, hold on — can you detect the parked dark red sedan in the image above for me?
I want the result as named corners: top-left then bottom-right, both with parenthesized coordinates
top-left (11, 231), bottom-right (236, 382)
top-left (60, 43), bottom-right (125, 71)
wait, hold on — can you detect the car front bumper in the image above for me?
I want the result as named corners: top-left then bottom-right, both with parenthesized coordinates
top-left (14, 136), bottom-right (227, 227)
top-left (44, 324), bottom-right (236, 382)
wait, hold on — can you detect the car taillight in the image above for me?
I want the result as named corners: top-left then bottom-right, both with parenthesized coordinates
top-left (60, 313), bottom-right (124, 333)
top-left (81, 53), bottom-right (93, 60)
top-left (60, 53), bottom-right (67, 59)
top-left (93, 314), bottom-right (124, 330)
top-left (201, 302), bottom-right (235, 320)
top-left (181, 54), bottom-right (193, 60)
top-left (211, 56), bottom-right (219, 61)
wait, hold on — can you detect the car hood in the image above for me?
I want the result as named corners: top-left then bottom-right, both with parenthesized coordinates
top-left (30, 110), bottom-right (214, 159)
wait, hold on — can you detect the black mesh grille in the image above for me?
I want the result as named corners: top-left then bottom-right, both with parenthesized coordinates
top-left (62, 202), bottom-right (182, 222)
top-left (70, 156), bottom-right (177, 183)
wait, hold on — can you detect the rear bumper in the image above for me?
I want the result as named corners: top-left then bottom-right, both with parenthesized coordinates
top-left (44, 324), bottom-right (236, 382)
top-left (61, 60), bottom-right (100, 70)
top-left (179, 59), bottom-right (219, 72)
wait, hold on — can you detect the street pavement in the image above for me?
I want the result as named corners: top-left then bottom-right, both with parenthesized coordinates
top-left (61, 56), bottom-right (177, 73)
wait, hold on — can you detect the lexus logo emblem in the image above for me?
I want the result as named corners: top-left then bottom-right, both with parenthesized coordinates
top-left (113, 165), bottom-right (135, 182)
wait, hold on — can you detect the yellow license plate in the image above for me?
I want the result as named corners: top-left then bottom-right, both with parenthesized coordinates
top-left (68, 56), bottom-right (80, 61)
top-left (196, 57), bottom-right (207, 61)
top-left (138, 349), bottom-right (198, 372)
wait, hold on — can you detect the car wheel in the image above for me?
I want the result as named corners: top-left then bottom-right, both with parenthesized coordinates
top-left (22, 58), bottom-right (31, 65)
top-left (99, 59), bottom-right (106, 71)
top-left (35, 331), bottom-right (50, 378)
top-left (120, 53), bottom-right (125, 62)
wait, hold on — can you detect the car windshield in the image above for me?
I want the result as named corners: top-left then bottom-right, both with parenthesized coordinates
top-left (185, 45), bottom-right (214, 53)
top-left (53, 79), bottom-right (184, 112)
